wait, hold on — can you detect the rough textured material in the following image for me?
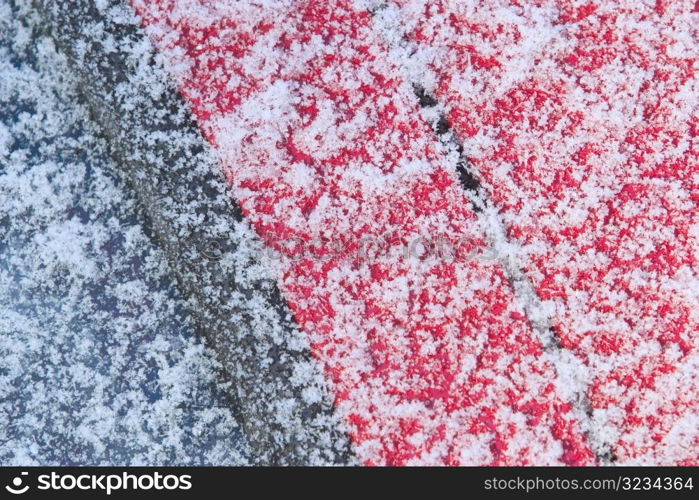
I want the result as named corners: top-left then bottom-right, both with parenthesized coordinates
top-left (0, 2), bottom-right (249, 465)
top-left (131, 0), bottom-right (595, 465)
top-left (5, 0), bottom-right (696, 466)
top-left (371, 0), bottom-right (698, 465)
top-left (26, 0), bottom-right (351, 465)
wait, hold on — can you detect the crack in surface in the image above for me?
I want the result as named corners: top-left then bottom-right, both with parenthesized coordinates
top-left (411, 81), bottom-right (616, 465)
top-left (366, 0), bottom-right (614, 462)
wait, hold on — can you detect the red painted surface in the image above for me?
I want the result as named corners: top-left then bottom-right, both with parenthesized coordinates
top-left (395, 0), bottom-right (698, 464)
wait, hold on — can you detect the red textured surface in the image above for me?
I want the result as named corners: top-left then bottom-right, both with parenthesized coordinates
top-left (131, 0), bottom-right (594, 464)
top-left (392, 0), bottom-right (698, 464)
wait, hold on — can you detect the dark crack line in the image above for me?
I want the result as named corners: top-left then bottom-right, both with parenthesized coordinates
top-left (411, 83), bottom-right (616, 464)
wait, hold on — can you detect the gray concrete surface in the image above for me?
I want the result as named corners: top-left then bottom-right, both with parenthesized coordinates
top-left (0, 2), bottom-right (251, 465)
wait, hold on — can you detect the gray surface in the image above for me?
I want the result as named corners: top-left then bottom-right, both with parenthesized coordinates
top-left (0, 2), bottom-right (250, 465)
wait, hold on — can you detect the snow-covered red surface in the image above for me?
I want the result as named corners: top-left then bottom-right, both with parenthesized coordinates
top-left (128, 0), bottom-right (697, 465)
top-left (374, 0), bottom-right (699, 465)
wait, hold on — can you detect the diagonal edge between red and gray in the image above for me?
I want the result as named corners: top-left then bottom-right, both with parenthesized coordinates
top-left (30, 0), bottom-right (354, 465)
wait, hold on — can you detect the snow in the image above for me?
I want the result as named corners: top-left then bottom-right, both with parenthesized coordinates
top-left (129, 0), bottom-right (595, 465)
top-left (0, 3), bottom-right (249, 465)
top-left (3, 0), bottom-right (696, 466)
top-left (377, 0), bottom-right (698, 464)
top-left (21, 0), bottom-right (351, 465)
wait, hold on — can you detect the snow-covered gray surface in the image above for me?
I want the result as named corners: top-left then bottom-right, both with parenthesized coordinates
top-left (0, 3), bottom-right (250, 465)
